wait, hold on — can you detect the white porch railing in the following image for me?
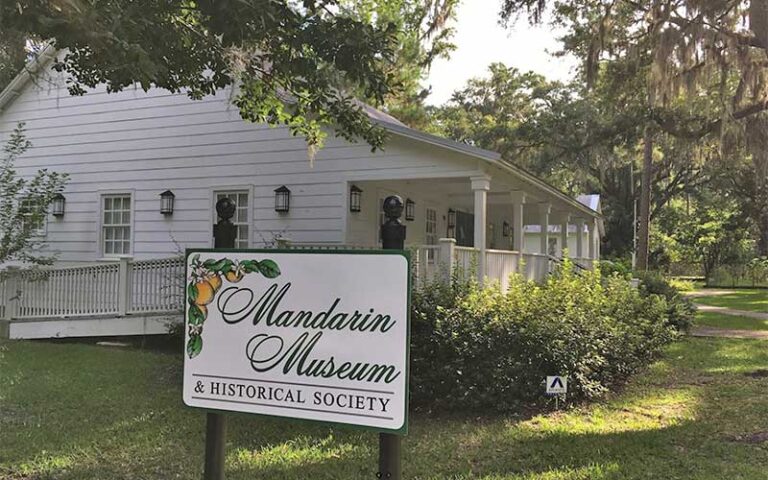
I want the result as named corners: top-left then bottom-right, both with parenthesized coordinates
top-left (15, 264), bottom-right (121, 318)
top-left (0, 246), bottom-right (595, 322)
top-left (486, 249), bottom-right (520, 290)
top-left (0, 258), bottom-right (184, 320)
top-left (411, 245), bottom-right (441, 285)
top-left (419, 239), bottom-right (595, 289)
top-left (453, 246), bottom-right (479, 282)
top-left (129, 258), bottom-right (185, 314)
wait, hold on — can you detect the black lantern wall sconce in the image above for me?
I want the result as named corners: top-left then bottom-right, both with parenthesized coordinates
top-left (51, 193), bottom-right (66, 217)
top-left (447, 208), bottom-right (456, 237)
top-left (405, 198), bottom-right (415, 221)
top-left (349, 185), bottom-right (362, 213)
top-left (275, 186), bottom-right (291, 213)
top-left (160, 190), bottom-right (175, 215)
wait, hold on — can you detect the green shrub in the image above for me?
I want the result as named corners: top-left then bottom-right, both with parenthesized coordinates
top-left (668, 278), bottom-right (695, 292)
top-left (635, 272), bottom-right (696, 332)
top-left (410, 262), bottom-right (680, 413)
top-left (598, 258), bottom-right (633, 279)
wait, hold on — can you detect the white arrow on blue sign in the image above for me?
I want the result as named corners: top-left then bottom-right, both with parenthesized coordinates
top-left (546, 376), bottom-right (567, 395)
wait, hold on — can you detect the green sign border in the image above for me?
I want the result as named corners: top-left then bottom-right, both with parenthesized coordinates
top-left (183, 247), bottom-right (412, 435)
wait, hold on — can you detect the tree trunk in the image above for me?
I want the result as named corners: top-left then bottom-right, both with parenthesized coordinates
top-left (636, 127), bottom-right (653, 270)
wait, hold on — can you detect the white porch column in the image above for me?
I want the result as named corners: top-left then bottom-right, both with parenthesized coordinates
top-left (559, 213), bottom-right (570, 258)
top-left (510, 191), bottom-right (526, 252)
top-left (575, 218), bottom-right (585, 259)
top-left (471, 175), bottom-right (491, 284)
top-left (539, 203), bottom-right (551, 256)
top-left (591, 218), bottom-right (600, 260)
top-left (438, 237), bottom-right (456, 284)
top-left (588, 219), bottom-right (597, 260)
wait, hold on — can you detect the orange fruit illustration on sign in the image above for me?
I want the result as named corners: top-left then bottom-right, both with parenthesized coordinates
top-left (206, 273), bottom-right (222, 292)
top-left (225, 270), bottom-right (244, 283)
top-left (193, 280), bottom-right (215, 306)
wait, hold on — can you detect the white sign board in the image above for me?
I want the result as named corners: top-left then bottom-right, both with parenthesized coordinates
top-left (182, 249), bottom-right (410, 433)
top-left (546, 376), bottom-right (567, 395)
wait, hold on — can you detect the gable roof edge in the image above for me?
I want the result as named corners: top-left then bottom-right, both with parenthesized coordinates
top-left (0, 45), bottom-right (57, 114)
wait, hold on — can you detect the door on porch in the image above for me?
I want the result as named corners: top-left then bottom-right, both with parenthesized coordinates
top-left (455, 211), bottom-right (474, 247)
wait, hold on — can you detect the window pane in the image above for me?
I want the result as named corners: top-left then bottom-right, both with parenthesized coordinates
top-left (102, 195), bottom-right (131, 255)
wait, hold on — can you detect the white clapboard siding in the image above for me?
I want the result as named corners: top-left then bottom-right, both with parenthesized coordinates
top-left (1, 66), bottom-right (479, 262)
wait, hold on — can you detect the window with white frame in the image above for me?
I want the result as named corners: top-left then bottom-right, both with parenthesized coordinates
top-left (425, 207), bottom-right (438, 263)
top-left (215, 191), bottom-right (249, 248)
top-left (425, 208), bottom-right (437, 245)
top-left (19, 197), bottom-right (46, 236)
top-left (102, 194), bottom-right (132, 255)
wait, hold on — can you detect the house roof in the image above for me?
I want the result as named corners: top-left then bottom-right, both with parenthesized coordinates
top-left (0, 47), bottom-right (599, 220)
top-left (0, 44), bottom-right (57, 114)
top-left (376, 120), bottom-right (600, 219)
top-left (577, 194), bottom-right (600, 212)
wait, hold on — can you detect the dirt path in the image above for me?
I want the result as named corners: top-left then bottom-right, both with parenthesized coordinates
top-left (685, 289), bottom-right (768, 338)
top-left (695, 304), bottom-right (768, 320)
top-left (684, 289), bottom-right (737, 298)
top-left (690, 326), bottom-right (768, 340)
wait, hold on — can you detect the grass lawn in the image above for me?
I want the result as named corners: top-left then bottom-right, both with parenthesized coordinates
top-left (696, 311), bottom-right (768, 331)
top-left (2, 337), bottom-right (768, 479)
top-left (694, 289), bottom-right (768, 312)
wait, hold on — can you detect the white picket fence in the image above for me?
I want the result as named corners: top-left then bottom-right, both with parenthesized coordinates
top-left (0, 258), bottom-right (184, 320)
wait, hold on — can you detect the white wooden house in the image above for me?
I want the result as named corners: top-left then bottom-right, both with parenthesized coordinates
top-left (0, 49), bottom-right (602, 339)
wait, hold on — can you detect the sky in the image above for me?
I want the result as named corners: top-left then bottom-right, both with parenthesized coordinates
top-left (425, 0), bottom-right (578, 106)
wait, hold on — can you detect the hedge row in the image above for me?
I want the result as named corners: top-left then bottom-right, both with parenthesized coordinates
top-left (409, 262), bottom-right (693, 412)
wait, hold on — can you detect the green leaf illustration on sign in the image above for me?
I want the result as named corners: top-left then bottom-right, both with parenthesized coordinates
top-left (187, 335), bottom-right (203, 358)
top-left (258, 259), bottom-right (281, 278)
top-left (240, 260), bottom-right (259, 273)
top-left (188, 304), bottom-right (205, 325)
top-left (186, 255), bottom-right (281, 358)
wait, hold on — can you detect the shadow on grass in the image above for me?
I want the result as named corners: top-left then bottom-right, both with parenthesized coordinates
top-left (1, 338), bottom-right (768, 479)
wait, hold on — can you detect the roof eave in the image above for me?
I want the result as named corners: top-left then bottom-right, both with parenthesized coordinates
top-left (375, 120), bottom-right (601, 219)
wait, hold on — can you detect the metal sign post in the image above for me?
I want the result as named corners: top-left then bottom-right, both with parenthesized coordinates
top-left (204, 198), bottom-right (237, 480)
top-left (378, 195), bottom-right (406, 480)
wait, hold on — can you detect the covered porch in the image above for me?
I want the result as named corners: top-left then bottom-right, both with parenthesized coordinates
top-left (341, 169), bottom-right (601, 288)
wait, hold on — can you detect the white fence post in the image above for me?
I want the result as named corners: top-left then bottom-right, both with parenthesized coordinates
top-left (438, 238), bottom-right (456, 284)
top-left (117, 258), bottom-right (131, 316)
top-left (3, 268), bottom-right (19, 320)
